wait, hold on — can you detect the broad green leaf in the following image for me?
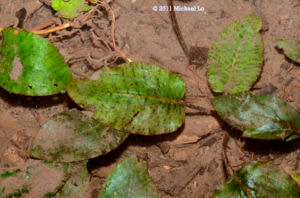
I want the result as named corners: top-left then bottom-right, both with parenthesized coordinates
top-left (52, 0), bottom-right (91, 19)
top-left (67, 62), bottom-right (186, 135)
top-left (100, 156), bottom-right (159, 198)
top-left (55, 162), bottom-right (91, 198)
top-left (277, 39), bottom-right (300, 63)
top-left (214, 162), bottom-right (300, 198)
top-left (207, 15), bottom-right (263, 94)
top-left (28, 109), bottom-right (129, 162)
top-left (0, 160), bottom-right (70, 198)
top-left (0, 28), bottom-right (72, 96)
top-left (212, 93), bottom-right (300, 140)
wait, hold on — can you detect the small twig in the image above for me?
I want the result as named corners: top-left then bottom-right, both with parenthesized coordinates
top-left (222, 131), bottom-right (233, 178)
top-left (30, 17), bottom-right (56, 31)
top-left (168, 0), bottom-right (190, 61)
top-left (179, 101), bottom-right (213, 115)
top-left (31, 23), bottom-right (70, 35)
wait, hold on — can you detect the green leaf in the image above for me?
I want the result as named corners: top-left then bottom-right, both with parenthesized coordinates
top-left (214, 162), bottom-right (300, 198)
top-left (67, 62), bottom-right (186, 135)
top-left (277, 39), bottom-right (300, 63)
top-left (100, 156), bottom-right (159, 198)
top-left (55, 162), bottom-right (91, 198)
top-left (52, 0), bottom-right (91, 19)
top-left (207, 15), bottom-right (263, 94)
top-left (292, 173), bottom-right (300, 185)
top-left (0, 28), bottom-right (72, 96)
top-left (0, 160), bottom-right (70, 198)
top-left (212, 93), bottom-right (300, 140)
top-left (28, 109), bottom-right (129, 162)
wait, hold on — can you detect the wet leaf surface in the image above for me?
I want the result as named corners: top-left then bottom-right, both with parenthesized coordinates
top-left (277, 39), bottom-right (300, 63)
top-left (0, 28), bottom-right (72, 96)
top-left (212, 93), bottom-right (300, 140)
top-left (28, 109), bottom-right (129, 162)
top-left (52, 0), bottom-right (91, 19)
top-left (0, 160), bottom-right (69, 198)
top-left (100, 156), bottom-right (159, 198)
top-left (214, 162), bottom-right (300, 198)
top-left (207, 15), bottom-right (263, 94)
top-left (67, 62), bottom-right (186, 135)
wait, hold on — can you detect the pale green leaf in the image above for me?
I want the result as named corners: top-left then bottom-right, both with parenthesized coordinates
top-left (52, 0), bottom-right (91, 19)
top-left (67, 62), bottom-right (186, 135)
top-left (207, 15), bottom-right (263, 94)
top-left (277, 39), bottom-right (300, 63)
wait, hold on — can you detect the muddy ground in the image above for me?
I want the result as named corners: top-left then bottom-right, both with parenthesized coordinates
top-left (0, 0), bottom-right (300, 197)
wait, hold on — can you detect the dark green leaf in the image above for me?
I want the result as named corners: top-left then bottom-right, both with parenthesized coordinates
top-left (212, 93), bottom-right (300, 140)
top-left (277, 39), bottom-right (300, 63)
top-left (28, 109), bottom-right (129, 162)
top-left (52, 0), bottom-right (91, 19)
top-left (0, 160), bottom-right (70, 198)
top-left (214, 162), bottom-right (300, 198)
top-left (100, 156), bottom-right (159, 198)
top-left (207, 15), bottom-right (263, 94)
top-left (67, 62), bottom-right (186, 135)
top-left (0, 28), bottom-right (72, 96)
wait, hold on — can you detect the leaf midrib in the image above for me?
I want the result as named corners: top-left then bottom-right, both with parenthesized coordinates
top-left (101, 92), bottom-right (183, 105)
top-left (224, 42), bottom-right (243, 94)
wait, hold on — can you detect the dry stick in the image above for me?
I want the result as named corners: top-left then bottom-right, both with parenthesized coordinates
top-left (0, 23), bottom-right (70, 35)
top-left (179, 101), bottom-right (213, 115)
top-left (222, 131), bottom-right (234, 178)
top-left (222, 132), bottom-right (255, 198)
top-left (168, 0), bottom-right (206, 95)
top-left (31, 17), bottom-right (56, 31)
top-left (31, 23), bottom-right (70, 35)
top-left (168, 0), bottom-right (190, 60)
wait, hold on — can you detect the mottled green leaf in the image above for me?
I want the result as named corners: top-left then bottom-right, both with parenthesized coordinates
top-left (52, 0), bottom-right (91, 19)
top-left (277, 39), bottom-right (300, 63)
top-left (28, 109), bottom-right (129, 162)
top-left (212, 93), bottom-right (300, 140)
top-left (0, 160), bottom-right (70, 198)
top-left (214, 162), bottom-right (300, 198)
top-left (55, 162), bottom-right (91, 198)
top-left (67, 62), bottom-right (186, 135)
top-left (207, 15), bottom-right (263, 94)
top-left (100, 156), bottom-right (158, 198)
top-left (0, 28), bottom-right (72, 96)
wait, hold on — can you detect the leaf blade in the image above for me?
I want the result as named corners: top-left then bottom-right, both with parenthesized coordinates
top-left (52, 0), bottom-right (91, 19)
top-left (207, 15), bottom-right (263, 94)
top-left (212, 93), bottom-right (300, 140)
top-left (214, 162), bottom-right (300, 198)
top-left (28, 109), bottom-right (129, 162)
top-left (100, 156), bottom-right (159, 198)
top-left (67, 62), bottom-right (186, 135)
top-left (0, 28), bottom-right (72, 96)
top-left (277, 39), bottom-right (300, 63)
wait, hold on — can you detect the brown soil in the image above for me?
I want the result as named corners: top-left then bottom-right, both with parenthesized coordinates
top-left (0, 0), bottom-right (300, 197)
